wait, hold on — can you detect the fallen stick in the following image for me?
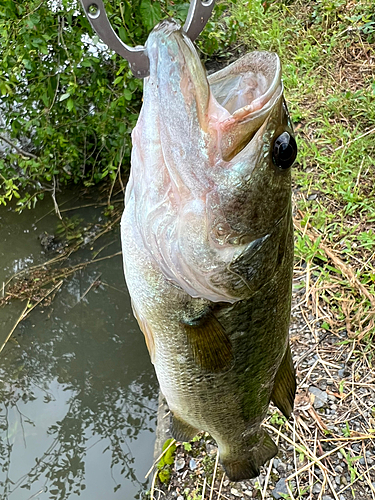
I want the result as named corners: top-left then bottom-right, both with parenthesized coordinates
top-left (0, 279), bottom-right (63, 355)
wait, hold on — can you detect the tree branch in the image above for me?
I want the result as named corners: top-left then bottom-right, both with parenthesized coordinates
top-left (0, 134), bottom-right (38, 160)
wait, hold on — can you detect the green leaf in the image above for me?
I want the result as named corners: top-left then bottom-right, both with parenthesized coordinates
top-left (113, 76), bottom-right (123, 85)
top-left (41, 92), bottom-right (49, 107)
top-left (81, 59), bottom-right (93, 67)
top-left (118, 26), bottom-right (128, 43)
top-left (139, 0), bottom-right (162, 31)
top-left (183, 442), bottom-right (192, 452)
top-left (162, 438), bottom-right (175, 452)
top-left (22, 59), bottom-right (32, 70)
top-left (158, 469), bottom-right (171, 483)
top-left (0, 81), bottom-right (7, 95)
top-left (59, 92), bottom-right (70, 102)
top-left (66, 98), bottom-right (74, 112)
top-left (123, 88), bottom-right (132, 100)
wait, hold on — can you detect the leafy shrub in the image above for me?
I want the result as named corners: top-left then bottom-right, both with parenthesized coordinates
top-left (0, 0), bottom-right (239, 209)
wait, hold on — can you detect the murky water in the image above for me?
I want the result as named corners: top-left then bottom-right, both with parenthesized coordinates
top-left (0, 192), bottom-right (158, 499)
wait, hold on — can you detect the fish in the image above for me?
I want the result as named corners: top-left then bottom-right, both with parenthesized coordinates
top-left (121, 18), bottom-right (297, 481)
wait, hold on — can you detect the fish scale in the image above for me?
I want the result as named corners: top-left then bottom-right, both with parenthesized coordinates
top-left (121, 18), bottom-right (297, 481)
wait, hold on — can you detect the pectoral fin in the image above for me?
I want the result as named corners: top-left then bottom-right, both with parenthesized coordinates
top-left (271, 343), bottom-right (296, 418)
top-left (181, 310), bottom-right (233, 373)
top-left (131, 301), bottom-right (155, 363)
top-left (170, 413), bottom-right (199, 442)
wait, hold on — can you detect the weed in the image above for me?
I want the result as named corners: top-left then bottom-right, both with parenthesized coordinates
top-left (186, 490), bottom-right (202, 500)
top-left (341, 449), bottom-right (362, 483)
top-left (231, 0), bottom-right (375, 344)
top-left (183, 442), bottom-right (192, 452)
top-left (342, 421), bottom-right (351, 438)
top-left (56, 216), bottom-right (84, 242)
top-left (201, 454), bottom-right (216, 479)
top-left (157, 438), bottom-right (176, 484)
top-left (270, 411), bottom-right (287, 426)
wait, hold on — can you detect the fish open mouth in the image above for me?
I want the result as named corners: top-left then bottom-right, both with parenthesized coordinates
top-left (208, 51), bottom-right (283, 161)
top-left (209, 52), bottom-right (281, 117)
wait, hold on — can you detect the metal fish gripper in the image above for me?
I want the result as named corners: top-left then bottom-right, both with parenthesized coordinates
top-left (79, 0), bottom-right (216, 78)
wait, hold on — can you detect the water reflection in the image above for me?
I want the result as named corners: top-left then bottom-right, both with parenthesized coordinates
top-left (0, 198), bottom-right (158, 500)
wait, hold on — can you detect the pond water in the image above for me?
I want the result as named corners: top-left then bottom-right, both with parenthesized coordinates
top-left (0, 191), bottom-right (158, 500)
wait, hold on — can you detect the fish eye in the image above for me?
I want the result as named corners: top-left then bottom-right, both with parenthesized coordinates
top-left (272, 131), bottom-right (297, 170)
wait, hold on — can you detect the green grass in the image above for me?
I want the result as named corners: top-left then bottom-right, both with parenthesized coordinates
top-left (229, 0), bottom-right (375, 345)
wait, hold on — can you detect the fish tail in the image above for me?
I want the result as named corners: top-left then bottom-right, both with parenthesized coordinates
top-left (219, 429), bottom-right (278, 481)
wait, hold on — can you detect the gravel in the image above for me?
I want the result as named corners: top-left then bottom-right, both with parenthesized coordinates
top-left (272, 478), bottom-right (288, 499)
top-left (308, 386), bottom-right (328, 409)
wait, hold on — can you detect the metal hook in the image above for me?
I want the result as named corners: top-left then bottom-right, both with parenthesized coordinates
top-left (79, 0), bottom-right (215, 78)
top-left (183, 0), bottom-right (215, 42)
top-left (79, 0), bottom-right (150, 77)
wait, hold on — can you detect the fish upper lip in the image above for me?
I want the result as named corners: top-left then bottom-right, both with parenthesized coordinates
top-left (208, 51), bottom-right (282, 122)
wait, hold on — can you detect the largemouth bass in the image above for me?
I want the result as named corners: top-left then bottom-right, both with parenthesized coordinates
top-left (121, 19), bottom-right (297, 481)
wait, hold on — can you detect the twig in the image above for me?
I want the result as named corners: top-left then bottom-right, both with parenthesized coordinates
top-left (204, 482), bottom-right (231, 500)
top-left (34, 195), bottom-right (76, 224)
top-left (26, 488), bottom-right (45, 500)
top-left (150, 470), bottom-right (158, 500)
top-left (73, 274), bottom-right (102, 306)
top-left (99, 281), bottom-right (127, 295)
top-left (209, 451), bottom-right (220, 500)
top-left (201, 477), bottom-right (207, 500)
top-left (305, 261), bottom-right (311, 305)
top-left (108, 141), bottom-right (126, 206)
top-left (263, 423), bottom-right (331, 475)
top-left (319, 435), bottom-right (375, 442)
top-left (1, 251), bottom-right (122, 307)
top-left (286, 481), bottom-right (296, 500)
top-left (52, 176), bottom-right (62, 220)
top-left (262, 425), bottom-right (281, 499)
top-left (293, 418), bottom-right (301, 497)
top-left (285, 442), bottom-right (348, 481)
top-left (338, 464), bottom-right (375, 495)
top-left (310, 428), bottom-right (318, 500)
top-left (0, 279), bottom-right (63, 354)
top-left (0, 302), bottom-right (30, 354)
top-left (47, 73), bottom-right (61, 113)
top-left (217, 473), bottom-right (225, 500)
top-left (59, 200), bottom-right (123, 214)
top-left (16, 1), bottom-right (44, 24)
top-left (294, 219), bottom-right (375, 309)
top-left (0, 134), bottom-right (38, 159)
